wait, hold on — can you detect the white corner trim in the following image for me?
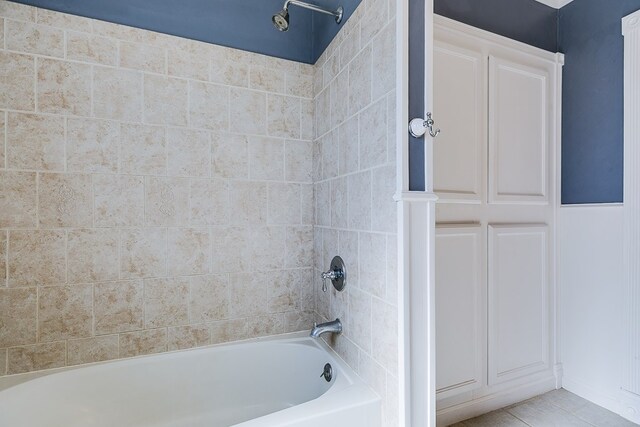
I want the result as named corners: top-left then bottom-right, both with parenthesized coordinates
top-left (623, 9), bottom-right (640, 36)
top-left (394, 191), bottom-right (439, 203)
top-left (534, 0), bottom-right (574, 9)
top-left (622, 7), bottom-right (640, 405)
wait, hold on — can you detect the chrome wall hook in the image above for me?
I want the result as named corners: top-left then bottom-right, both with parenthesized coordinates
top-left (409, 112), bottom-right (441, 138)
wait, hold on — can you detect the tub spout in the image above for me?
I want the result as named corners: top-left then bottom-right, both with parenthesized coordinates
top-left (310, 319), bottom-right (342, 338)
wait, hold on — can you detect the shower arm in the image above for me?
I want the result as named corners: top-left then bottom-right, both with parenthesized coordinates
top-left (284, 0), bottom-right (343, 21)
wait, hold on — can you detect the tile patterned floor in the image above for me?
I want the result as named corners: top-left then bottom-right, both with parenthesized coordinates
top-left (448, 389), bottom-right (639, 427)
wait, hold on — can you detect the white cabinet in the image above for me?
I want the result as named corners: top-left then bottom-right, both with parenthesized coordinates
top-left (433, 16), bottom-right (562, 419)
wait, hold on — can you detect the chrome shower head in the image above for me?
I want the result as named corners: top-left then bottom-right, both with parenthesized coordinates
top-left (272, 8), bottom-right (290, 32)
top-left (272, 1), bottom-right (342, 32)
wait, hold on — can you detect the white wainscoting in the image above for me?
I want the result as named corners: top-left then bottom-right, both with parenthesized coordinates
top-left (558, 205), bottom-right (640, 424)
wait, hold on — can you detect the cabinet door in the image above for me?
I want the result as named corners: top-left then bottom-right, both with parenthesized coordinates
top-left (433, 41), bottom-right (486, 203)
top-left (435, 225), bottom-right (485, 397)
top-left (488, 55), bottom-right (549, 204)
top-left (488, 224), bottom-right (549, 385)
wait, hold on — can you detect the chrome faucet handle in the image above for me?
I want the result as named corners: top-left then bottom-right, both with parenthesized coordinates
top-left (321, 269), bottom-right (340, 292)
top-left (319, 256), bottom-right (347, 293)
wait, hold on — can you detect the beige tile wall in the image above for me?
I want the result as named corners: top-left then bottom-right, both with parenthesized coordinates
top-left (311, 0), bottom-right (399, 426)
top-left (0, 0), bottom-right (316, 375)
top-left (0, 1), bottom-right (401, 426)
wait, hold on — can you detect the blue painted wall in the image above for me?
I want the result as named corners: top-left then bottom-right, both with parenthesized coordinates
top-left (434, 0), bottom-right (558, 53)
top-left (559, 0), bottom-right (640, 204)
top-left (9, 0), bottom-right (361, 64)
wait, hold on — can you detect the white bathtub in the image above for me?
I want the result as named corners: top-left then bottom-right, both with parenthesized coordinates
top-left (0, 333), bottom-right (380, 427)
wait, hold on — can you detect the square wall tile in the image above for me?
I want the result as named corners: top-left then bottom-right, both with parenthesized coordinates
top-left (229, 273), bottom-right (268, 318)
top-left (285, 140), bottom-right (313, 183)
top-left (0, 171), bottom-right (37, 228)
top-left (230, 88), bottom-right (266, 135)
top-left (210, 55), bottom-right (248, 87)
top-left (348, 45), bottom-right (372, 115)
top-left (210, 318), bottom-right (249, 344)
top-left (284, 226), bottom-right (313, 269)
top-left (8, 230), bottom-right (66, 287)
top-left (144, 75), bottom-right (188, 126)
top-left (37, 58), bottom-right (91, 116)
top-left (371, 297), bottom-right (398, 373)
top-left (348, 287), bottom-right (372, 353)
top-left (6, 20), bottom-right (64, 57)
top-left (359, 232), bottom-right (386, 298)
top-left (119, 329), bottom-right (167, 358)
top-left (66, 31), bottom-right (117, 65)
top-left (189, 179), bottom-right (229, 226)
top-left (0, 52), bottom-right (34, 111)
top-left (347, 171), bottom-right (372, 230)
top-left (371, 164), bottom-right (396, 233)
top-left (67, 335), bottom-right (119, 366)
top-left (267, 94), bottom-right (301, 139)
top-left (93, 175), bottom-right (144, 227)
top-left (168, 325), bottom-right (210, 351)
top-left (189, 81), bottom-right (229, 131)
top-left (119, 41), bottom-right (165, 74)
top-left (67, 229), bottom-right (119, 283)
top-left (250, 66), bottom-right (284, 93)
top-left (0, 349), bottom-right (6, 376)
top-left (36, 9), bottom-right (92, 32)
top-left (168, 48), bottom-right (209, 81)
top-left (210, 226), bottom-right (248, 273)
top-left (94, 280), bottom-right (144, 334)
top-left (144, 278), bottom-right (189, 328)
top-left (167, 228), bottom-right (210, 276)
top-left (144, 177), bottom-right (189, 227)
top-left (248, 137), bottom-right (284, 181)
top-left (0, 287), bottom-right (37, 347)
top-left (211, 133), bottom-right (248, 179)
top-left (0, 231), bottom-right (6, 286)
top-left (7, 113), bottom-right (64, 171)
top-left (247, 313), bottom-right (285, 339)
top-left (247, 226), bottom-right (286, 271)
top-left (267, 269), bottom-right (302, 313)
top-left (7, 342), bottom-right (66, 375)
top-left (67, 119), bottom-right (119, 174)
top-left (120, 124), bottom-right (166, 175)
top-left (359, 97), bottom-right (387, 170)
top-left (268, 183), bottom-right (301, 224)
top-left (120, 228), bottom-right (167, 279)
top-left (93, 67), bottom-right (142, 121)
top-left (38, 284), bottom-right (93, 342)
top-left (228, 181), bottom-right (267, 225)
top-left (372, 20), bottom-right (396, 99)
top-left (38, 173), bottom-right (93, 228)
top-left (167, 128), bottom-right (210, 178)
top-left (0, 2), bottom-right (36, 21)
top-left (189, 275), bottom-right (229, 323)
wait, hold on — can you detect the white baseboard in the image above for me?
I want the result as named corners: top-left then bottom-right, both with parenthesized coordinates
top-left (435, 375), bottom-right (557, 427)
top-left (563, 377), bottom-right (640, 424)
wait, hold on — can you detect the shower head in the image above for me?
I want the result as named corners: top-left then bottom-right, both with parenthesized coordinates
top-left (272, 1), bottom-right (343, 32)
top-left (272, 8), bottom-right (290, 32)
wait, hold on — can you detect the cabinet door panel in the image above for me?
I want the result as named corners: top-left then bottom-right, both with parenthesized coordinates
top-left (434, 43), bottom-right (485, 202)
top-left (489, 56), bottom-right (548, 203)
top-left (488, 224), bottom-right (549, 385)
top-left (436, 225), bottom-right (484, 396)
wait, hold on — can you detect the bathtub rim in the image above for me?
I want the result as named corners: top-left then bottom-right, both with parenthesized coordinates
top-left (0, 331), bottom-right (367, 395)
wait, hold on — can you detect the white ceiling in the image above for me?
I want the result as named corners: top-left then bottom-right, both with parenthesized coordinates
top-left (534, 0), bottom-right (575, 8)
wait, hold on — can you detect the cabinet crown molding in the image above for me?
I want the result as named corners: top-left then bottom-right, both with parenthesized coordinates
top-left (623, 10), bottom-right (640, 36)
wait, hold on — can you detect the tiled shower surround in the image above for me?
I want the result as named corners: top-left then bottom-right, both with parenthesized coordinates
top-left (0, 0), bottom-right (399, 426)
top-left (313, 0), bottom-right (398, 424)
